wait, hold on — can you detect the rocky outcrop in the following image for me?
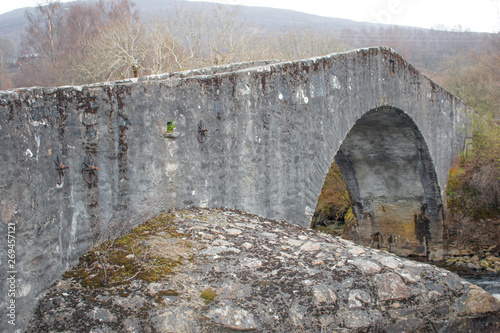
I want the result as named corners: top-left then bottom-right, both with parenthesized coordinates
top-left (27, 208), bottom-right (500, 332)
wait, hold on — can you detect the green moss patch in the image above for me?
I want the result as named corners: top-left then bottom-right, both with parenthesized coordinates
top-left (63, 212), bottom-right (191, 288)
top-left (200, 288), bottom-right (217, 304)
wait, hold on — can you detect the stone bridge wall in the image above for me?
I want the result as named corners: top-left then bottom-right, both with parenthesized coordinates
top-left (0, 47), bottom-right (469, 330)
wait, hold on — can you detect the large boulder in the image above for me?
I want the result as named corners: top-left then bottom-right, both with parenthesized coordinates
top-left (27, 208), bottom-right (499, 332)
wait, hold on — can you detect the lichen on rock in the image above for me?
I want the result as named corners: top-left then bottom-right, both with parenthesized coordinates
top-left (26, 207), bottom-right (500, 332)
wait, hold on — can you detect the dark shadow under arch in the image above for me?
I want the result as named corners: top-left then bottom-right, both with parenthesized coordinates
top-left (325, 106), bottom-right (442, 256)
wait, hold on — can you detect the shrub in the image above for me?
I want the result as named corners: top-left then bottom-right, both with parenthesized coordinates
top-left (310, 161), bottom-right (351, 230)
top-left (447, 115), bottom-right (500, 218)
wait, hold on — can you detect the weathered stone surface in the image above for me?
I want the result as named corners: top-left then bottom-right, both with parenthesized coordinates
top-left (342, 309), bottom-right (382, 329)
top-left (112, 295), bottom-right (145, 311)
top-left (86, 307), bottom-right (117, 323)
top-left (348, 289), bottom-right (371, 308)
top-left (25, 208), bottom-right (500, 332)
top-left (372, 253), bottom-right (401, 269)
top-left (208, 304), bottom-right (257, 331)
top-left (349, 258), bottom-right (382, 274)
top-left (312, 284), bottom-right (337, 305)
top-left (151, 307), bottom-right (199, 332)
top-left (122, 316), bottom-right (141, 333)
top-left (454, 284), bottom-right (500, 315)
top-left (375, 272), bottom-right (417, 301)
top-left (0, 47), bottom-right (471, 330)
top-left (300, 241), bottom-right (322, 252)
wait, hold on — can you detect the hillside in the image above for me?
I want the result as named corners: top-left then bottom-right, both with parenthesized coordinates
top-left (0, 0), bottom-right (380, 42)
top-left (0, 0), bottom-right (493, 74)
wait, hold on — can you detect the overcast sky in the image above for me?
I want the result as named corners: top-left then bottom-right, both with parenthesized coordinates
top-left (1, 0), bottom-right (499, 33)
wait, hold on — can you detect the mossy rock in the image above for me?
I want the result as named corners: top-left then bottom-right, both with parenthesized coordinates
top-left (200, 288), bottom-right (217, 304)
top-left (62, 211), bottom-right (187, 288)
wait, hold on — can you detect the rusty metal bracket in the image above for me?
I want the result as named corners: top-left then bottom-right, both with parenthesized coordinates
top-left (53, 153), bottom-right (70, 186)
top-left (82, 154), bottom-right (98, 185)
top-left (197, 120), bottom-right (208, 143)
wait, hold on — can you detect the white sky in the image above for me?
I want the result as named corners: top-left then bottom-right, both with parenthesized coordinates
top-left (1, 0), bottom-right (499, 33)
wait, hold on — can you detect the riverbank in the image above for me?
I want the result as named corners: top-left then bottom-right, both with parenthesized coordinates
top-left (433, 214), bottom-right (500, 270)
top-left (429, 255), bottom-right (500, 275)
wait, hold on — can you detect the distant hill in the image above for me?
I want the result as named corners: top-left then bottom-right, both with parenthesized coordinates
top-left (0, 0), bottom-right (402, 53)
top-left (0, 0), bottom-right (493, 73)
top-left (139, 0), bottom-right (382, 32)
top-left (0, 7), bottom-right (33, 45)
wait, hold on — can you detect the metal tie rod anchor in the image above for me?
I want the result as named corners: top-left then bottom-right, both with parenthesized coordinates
top-left (197, 120), bottom-right (208, 143)
top-left (53, 153), bottom-right (70, 186)
top-left (82, 154), bottom-right (98, 185)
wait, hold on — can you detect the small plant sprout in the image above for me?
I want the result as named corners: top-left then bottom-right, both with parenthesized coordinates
top-left (167, 121), bottom-right (176, 133)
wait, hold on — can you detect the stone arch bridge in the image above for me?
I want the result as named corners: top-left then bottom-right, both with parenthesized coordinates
top-left (0, 47), bottom-right (470, 329)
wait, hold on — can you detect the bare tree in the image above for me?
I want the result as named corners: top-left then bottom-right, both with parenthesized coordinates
top-left (16, 0), bottom-right (138, 87)
top-left (0, 38), bottom-right (16, 61)
top-left (16, 1), bottom-right (65, 86)
top-left (343, 26), bottom-right (411, 59)
top-left (159, 4), bottom-right (257, 70)
top-left (142, 14), bottom-right (180, 74)
top-left (270, 26), bottom-right (347, 61)
top-left (444, 34), bottom-right (500, 218)
top-left (198, 4), bottom-right (256, 66)
top-left (22, 1), bottom-right (64, 64)
top-left (76, 19), bottom-right (147, 83)
top-left (438, 32), bottom-right (500, 117)
top-left (16, 1), bottom-right (347, 87)
top-left (76, 3), bottom-right (259, 82)
top-left (161, 5), bottom-right (205, 71)
top-left (0, 38), bottom-right (15, 89)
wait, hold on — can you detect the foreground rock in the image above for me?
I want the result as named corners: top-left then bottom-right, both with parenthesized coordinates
top-left (27, 208), bottom-right (500, 332)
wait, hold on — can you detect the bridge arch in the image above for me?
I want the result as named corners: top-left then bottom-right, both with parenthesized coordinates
top-left (327, 106), bottom-right (442, 256)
